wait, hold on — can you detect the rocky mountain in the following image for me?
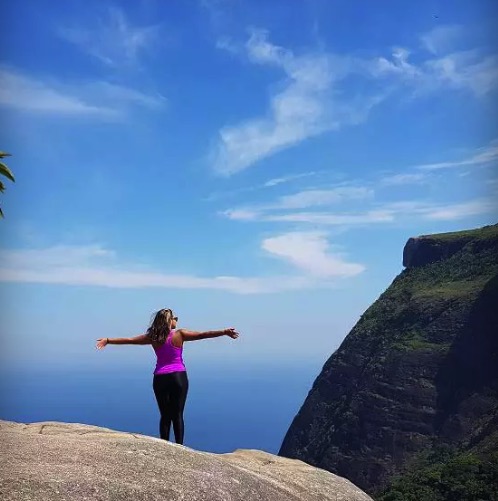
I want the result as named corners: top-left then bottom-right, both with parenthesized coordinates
top-left (0, 419), bottom-right (372, 501)
top-left (279, 224), bottom-right (498, 498)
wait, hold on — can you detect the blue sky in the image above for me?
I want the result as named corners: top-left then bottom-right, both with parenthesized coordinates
top-left (1, 0), bottom-right (497, 371)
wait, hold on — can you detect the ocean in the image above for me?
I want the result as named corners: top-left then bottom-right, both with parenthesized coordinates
top-left (0, 362), bottom-right (321, 454)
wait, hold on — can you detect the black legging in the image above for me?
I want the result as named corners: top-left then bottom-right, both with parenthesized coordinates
top-left (152, 371), bottom-right (189, 444)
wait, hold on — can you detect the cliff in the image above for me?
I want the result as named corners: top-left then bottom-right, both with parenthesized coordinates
top-left (278, 224), bottom-right (498, 497)
top-left (0, 419), bottom-right (372, 501)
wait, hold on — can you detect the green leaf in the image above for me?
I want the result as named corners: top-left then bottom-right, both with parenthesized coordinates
top-left (0, 152), bottom-right (12, 159)
top-left (0, 162), bottom-right (15, 182)
top-left (0, 181), bottom-right (4, 193)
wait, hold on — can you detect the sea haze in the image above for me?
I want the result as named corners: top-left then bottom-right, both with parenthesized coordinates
top-left (0, 361), bottom-right (321, 454)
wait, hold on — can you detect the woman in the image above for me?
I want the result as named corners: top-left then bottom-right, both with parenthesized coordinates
top-left (96, 308), bottom-right (239, 445)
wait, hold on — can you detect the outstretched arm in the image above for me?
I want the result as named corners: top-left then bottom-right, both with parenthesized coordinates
top-left (178, 328), bottom-right (239, 342)
top-left (96, 334), bottom-right (151, 349)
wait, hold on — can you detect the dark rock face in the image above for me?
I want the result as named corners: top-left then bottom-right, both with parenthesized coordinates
top-left (403, 236), bottom-right (467, 268)
top-left (278, 224), bottom-right (498, 495)
top-left (403, 225), bottom-right (498, 268)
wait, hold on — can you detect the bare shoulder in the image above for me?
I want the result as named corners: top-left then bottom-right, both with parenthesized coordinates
top-left (175, 328), bottom-right (200, 343)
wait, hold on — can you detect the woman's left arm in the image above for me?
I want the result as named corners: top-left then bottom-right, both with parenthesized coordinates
top-left (96, 334), bottom-right (151, 349)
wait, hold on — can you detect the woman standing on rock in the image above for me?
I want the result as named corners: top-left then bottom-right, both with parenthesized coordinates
top-left (95, 308), bottom-right (239, 445)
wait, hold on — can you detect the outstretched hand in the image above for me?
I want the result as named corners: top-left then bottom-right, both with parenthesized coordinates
top-left (224, 328), bottom-right (239, 339)
top-left (95, 338), bottom-right (108, 350)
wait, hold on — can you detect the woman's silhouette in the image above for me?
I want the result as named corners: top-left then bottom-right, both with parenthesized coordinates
top-left (96, 308), bottom-right (239, 445)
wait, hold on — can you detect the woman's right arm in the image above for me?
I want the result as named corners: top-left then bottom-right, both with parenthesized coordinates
top-left (178, 328), bottom-right (239, 342)
top-left (95, 334), bottom-right (151, 349)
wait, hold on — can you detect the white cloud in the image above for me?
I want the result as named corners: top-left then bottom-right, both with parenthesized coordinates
top-left (262, 231), bottom-right (365, 277)
top-left (90, 82), bottom-right (166, 109)
top-left (0, 67), bottom-right (165, 117)
top-left (264, 210), bottom-right (394, 225)
top-left (271, 187), bottom-right (372, 209)
top-left (372, 47), bottom-right (421, 79)
top-left (212, 29), bottom-right (383, 175)
top-left (201, 0), bottom-right (233, 32)
top-left (216, 36), bottom-right (240, 55)
top-left (425, 51), bottom-right (498, 96)
top-left (219, 137), bottom-right (498, 228)
top-left (416, 140), bottom-right (498, 170)
top-left (420, 25), bottom-right (464, 55)
top-left (212, 27), bottom-right (497, 176)
top-left (371, 46), bottom-right (498, 97)
top-left (0, 67), bottom-right (115, 117)
top-left (0, 239), bottom-right (362, 294)
top-left (205, 171), bottom-right (322, 202)
top-left (262, 231), bottom-right (365, 278)
top-left (263, 171), bottom-right (318, 187)
top-left (0, 245), bottom-right (115, 268)
top-left (224, 208), bottom-right (394, 225)
top-left (382, 197), bottom-right (497, 221)
top-left (220, 186), bottom-right (373, 220)
top-left (59, 7), bottom-right (159, 68)
top-left (222, 208), bottom-right (261, 220)
top-left (416, 199), bottom-right (497, 220)
top-left (0, 264), bottom-right (311, 294)
top-left (380, 173), bottom-right (428, 186)
top-left (223, 195), bottom-right (496, 225)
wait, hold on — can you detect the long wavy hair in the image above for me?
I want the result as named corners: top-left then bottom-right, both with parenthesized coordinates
top-left (146, 308), bottom-right (175, 344)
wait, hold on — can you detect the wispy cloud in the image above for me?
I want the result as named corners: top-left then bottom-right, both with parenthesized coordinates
top-left (205, 170), bottom-right (322, 202)
top-left (271, 187), bottom-right (372, 210)
top-left (371, 45), bottom-right (498, 97)
top-left (0, 238), bottom-right (363, 294)
top-left (201, 0), bottom-right (233, 33)
top-left (0, 67), bottom-right (166, 118)
top-left (416, 140), bottom-right (498, 170)
top-left (403, 198), bottom-right (497, 221)
top-left (371, 47), bottom-right (421, 79)
top-left (380, 172), bottom-right (429, 186)
top-left (425, 50), bottom-right (498, 97)
top-left (262, 231), bottom-right (365, 278)
top-left (420, 25), bottom-right (464, 55)
top-left (212, 29), bottom-right (384, 175)
top-left (224, 208), bottom-right (394, 225)
top-left (212, 26), bottom-right (497, 176)
top-left (216, 36), bottom-right (240, 55)
top-left (88, 81), bottom-right (166, 110)
top-left (263, 171), bottom-right (318, 187)
top-left (263, 210), bottom-right (395, 225)
top-left (0, 67), bottom-right (115, 117)
top-left (223, 196), bottom-right (496, 225)
top-left (220, 186), bottom-right (373, 220)
top-left (219, 135), bottom-right (498, 227)
top-left (59, 7), bottom-right (159, 68)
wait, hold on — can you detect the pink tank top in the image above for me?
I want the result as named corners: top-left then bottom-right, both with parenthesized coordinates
top-left (152, 330), bottom-right (186, 375)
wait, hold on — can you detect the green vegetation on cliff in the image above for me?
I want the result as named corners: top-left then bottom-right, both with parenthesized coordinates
top-left (419, 224), bottom-right (498, 242)
top-left (358, 224), bottom-right (498, 354)
top-left (378, 449), bottom-right (498, 501)
top-left (0, 151), bottom-right (15, 218)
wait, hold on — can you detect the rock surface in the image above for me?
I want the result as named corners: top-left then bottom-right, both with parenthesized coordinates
top-left (279, 224), bottom-right (498, 495)
top-left (0, 419), bottom-right (372, 501)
